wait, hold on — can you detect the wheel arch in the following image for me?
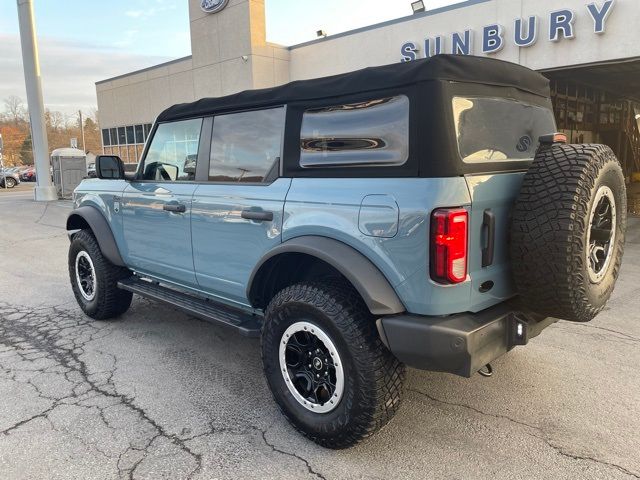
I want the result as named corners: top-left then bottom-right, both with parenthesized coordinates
top-left (66, 206), bottom-right (126, 267)
top-left (247, 236), bottom-right (405, 316)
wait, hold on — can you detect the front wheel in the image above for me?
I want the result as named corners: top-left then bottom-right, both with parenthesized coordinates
top-left (3, 177), bottom-right (16, 188)
top-left (69, 230), bottom-right (133, 320)
top-left (261, 282), bottom-right (405, 449)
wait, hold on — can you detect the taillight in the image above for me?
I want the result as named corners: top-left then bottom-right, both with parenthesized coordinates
top-left (430, 208), bottom-right (468, 284)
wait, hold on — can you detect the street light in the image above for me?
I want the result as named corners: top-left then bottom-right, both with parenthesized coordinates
top-left (316, 29), bottom-right (327, 38)
top-left (0, 134), bottom-right (5, 189)
top-left (411, 1), bottom-right (426, 14)
top-left (16, 0), bottom-right (56, 201)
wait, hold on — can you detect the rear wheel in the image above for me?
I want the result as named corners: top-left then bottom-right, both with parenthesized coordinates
top-left (261, 282), bottom-right (405, 448)
top-left (69, 230), bottom-right (133, 320)
top-left (510, 144), bottom-right (626, 322)
top-left (3, 177), bottom-right (16, 188)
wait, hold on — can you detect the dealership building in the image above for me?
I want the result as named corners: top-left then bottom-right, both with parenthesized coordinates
top-left (96, 0), bottom-right (640, 176)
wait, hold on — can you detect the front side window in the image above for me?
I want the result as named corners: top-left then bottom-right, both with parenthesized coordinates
top-left (209, 107), bottom-right (284, 183)
top-left (452, 96), bottom-right (556, 163)
top-left (300, 95), bottom-right (409, 168)
top-left (141, 118), bottom-right (203, 181)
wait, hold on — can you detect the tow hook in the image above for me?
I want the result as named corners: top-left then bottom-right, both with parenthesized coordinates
top-left (478, 364), bottom-right (493, 377)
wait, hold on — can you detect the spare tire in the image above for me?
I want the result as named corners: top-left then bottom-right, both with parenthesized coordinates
top-left (510, 144), bottom-right (626, 322)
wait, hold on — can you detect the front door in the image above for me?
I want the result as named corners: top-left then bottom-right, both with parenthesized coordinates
top-left (121, 117), bottom-right (205, 288)
top-left (191, 107), bottom-right (290, 306)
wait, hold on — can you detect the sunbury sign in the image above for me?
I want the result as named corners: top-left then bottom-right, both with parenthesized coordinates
top-left (400, 0), bottom-right (615, 61)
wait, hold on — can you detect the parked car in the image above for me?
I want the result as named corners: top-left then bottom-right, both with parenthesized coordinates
top-left (0, 169), bottom-right (20, 188)
top-left (66, 55), bottom-right (627, 449)
top-left (20, 167), bottom-right (36, 182)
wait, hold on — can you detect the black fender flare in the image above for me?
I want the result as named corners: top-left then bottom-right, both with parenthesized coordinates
top-left (66, 206), bottom-right (125, 267)
top-left (247, 236), bottom-right (405, 316)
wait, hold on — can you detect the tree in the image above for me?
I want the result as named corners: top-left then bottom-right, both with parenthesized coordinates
top-left (4, 96), bottom-right (26, 125)
top-left (20, 133), bottom-right (34, 165)
top-left (0, 125), bottom-right (28, 166)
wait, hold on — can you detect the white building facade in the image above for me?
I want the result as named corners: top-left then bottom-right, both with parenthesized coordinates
top-left (96, 0), bottom-right (640, 172)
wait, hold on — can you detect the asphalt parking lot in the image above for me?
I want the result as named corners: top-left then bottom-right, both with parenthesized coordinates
top-left (0, 185), bottom-right (639, 480)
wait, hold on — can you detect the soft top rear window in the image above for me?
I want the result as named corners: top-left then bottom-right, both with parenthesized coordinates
top-left (452, 96), bottom-right (556, 163)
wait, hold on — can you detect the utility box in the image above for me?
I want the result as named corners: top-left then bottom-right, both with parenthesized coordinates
top-left (51, 148), bottom-right (87, 199)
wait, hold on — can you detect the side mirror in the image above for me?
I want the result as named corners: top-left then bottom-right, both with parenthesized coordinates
top-left (96, 155), bottom-right (125, 180)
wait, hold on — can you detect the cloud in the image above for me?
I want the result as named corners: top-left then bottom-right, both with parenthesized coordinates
top-left (124, 1), bottom-right (177, 20)
top-left (0, 35), bottom-right (173, 116)
top-left (125, 10), bottom-right (145, 18)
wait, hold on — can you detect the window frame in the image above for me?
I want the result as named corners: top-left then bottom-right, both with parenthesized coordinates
top-left (134, 116), bottom-right (211, 184)
top-left (205, 105), bottom-right (287, 186)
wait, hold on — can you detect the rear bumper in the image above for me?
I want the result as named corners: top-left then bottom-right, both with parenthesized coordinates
top-left (376, 303), bottom-right (556, 378)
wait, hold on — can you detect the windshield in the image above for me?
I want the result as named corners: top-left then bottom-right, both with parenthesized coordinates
top-left (452, 96), bottom-right (557, 163)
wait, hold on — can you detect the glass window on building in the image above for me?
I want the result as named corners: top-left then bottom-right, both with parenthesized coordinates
top-left (144, 124), bottom-right (152, 141)
top-left (102, 129), bottom-right (110, 146)
top-left (117, 127), bottom-right (126, 145)
top-left (141, 118), bottom-right (203, 182)
top-left (300, 96), bottom-right (409, 168)
top-left (110, 128), bottom-right (117, 146)
top-left (209, 108), bottom-right (284, 183)
top-left (135, 124), bottom-right (144, 144)
top-left (126, 126), bottom-right (135, 144)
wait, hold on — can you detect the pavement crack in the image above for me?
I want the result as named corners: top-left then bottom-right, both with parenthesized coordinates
top-left (565, 322), bottom-right (640, 343)
top-left (0, 302), bottom-right (203, 480)
top-left (409, 388), bottom-right (640, 479)
top-left (258, 426), bottom-right (327, 480)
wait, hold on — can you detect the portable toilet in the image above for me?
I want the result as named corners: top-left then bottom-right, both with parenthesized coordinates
top-left (51, 148), bottom-right (87, 199)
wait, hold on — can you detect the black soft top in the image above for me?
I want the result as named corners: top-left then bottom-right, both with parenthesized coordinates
top-left (157, 55), bottom-right (550, 122)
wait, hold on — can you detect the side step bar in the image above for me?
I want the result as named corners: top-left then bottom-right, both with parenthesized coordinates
top-left (117, 277), bottom-right (262, 337)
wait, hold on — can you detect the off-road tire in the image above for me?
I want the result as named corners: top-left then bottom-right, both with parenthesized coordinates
top-left (511, 144), bottom-right (626, 322)
top-left (3, 177), bottom-right (16, 188)
top-left (69, 229), bottom-right (133, 320)
top-left (261, 281), bottom-right (406, 449)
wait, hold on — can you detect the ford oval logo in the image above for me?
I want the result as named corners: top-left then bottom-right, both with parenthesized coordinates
top-left (200, 0), bottom-right (229, 14)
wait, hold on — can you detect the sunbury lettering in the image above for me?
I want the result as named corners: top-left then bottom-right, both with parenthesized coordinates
top-left (400, 0), bottom-right (615, 61)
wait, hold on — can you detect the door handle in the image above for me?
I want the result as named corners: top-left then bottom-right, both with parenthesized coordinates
top-left (482, 209), bottom-right (496, 268)
top-left (163, 203), bottom-right (186, 213)
top-left (241, 209), bottom-right (274, 222)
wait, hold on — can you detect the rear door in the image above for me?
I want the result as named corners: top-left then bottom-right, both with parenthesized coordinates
top-left (450, 94), bottom-right (557, 311)
top-left (191, 107), bottom-right (290, 306)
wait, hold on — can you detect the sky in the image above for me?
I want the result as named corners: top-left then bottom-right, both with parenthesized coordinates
top-left (0, 0), bottom-right (462, 116)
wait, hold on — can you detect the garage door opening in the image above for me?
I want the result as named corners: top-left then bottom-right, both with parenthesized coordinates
top-left (542, 58), bottom-right (640, 214)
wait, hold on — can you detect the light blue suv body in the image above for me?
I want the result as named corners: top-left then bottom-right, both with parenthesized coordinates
top-left (66, 55), bottom-right (627, 447)
top-left (67, 55), bottom-right (562, 378)
top-left (72, 172), bottom-right (520, 316)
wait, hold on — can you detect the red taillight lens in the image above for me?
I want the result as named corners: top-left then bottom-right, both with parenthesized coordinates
top-left (430, 208), bottom-right (468, 284)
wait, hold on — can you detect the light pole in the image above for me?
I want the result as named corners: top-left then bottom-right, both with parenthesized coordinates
top-left (79, 110), bottom-right (86, 152)
top-left (16, 0), bottom-right (56, 201)
top-left (0, 134), bottom-right (6, 189)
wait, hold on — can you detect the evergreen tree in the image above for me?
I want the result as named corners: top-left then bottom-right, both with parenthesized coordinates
top-left (20, 133), bottom-right (34, 165)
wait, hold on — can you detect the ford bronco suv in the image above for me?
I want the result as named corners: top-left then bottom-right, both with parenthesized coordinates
top-left (67, 55), bottom-right (626, 448)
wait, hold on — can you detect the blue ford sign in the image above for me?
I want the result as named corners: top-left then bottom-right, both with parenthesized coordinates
top-left (401, 0), bottom-right (615, 61)
top-left (201, 0), bottom-right (229, 14)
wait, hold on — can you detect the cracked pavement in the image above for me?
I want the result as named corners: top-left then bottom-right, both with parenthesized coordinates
top-left (0, 185), bottom-right (639, 479)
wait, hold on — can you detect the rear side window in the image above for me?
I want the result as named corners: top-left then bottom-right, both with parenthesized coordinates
top-left (142, 118), bottom-right (203, 181)
top-left (452, 96), bottom-right (556, 163)
top-left (300, 95), bottom-right (409, 168)
top-left (209, 107), bottom-right (284, 183)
